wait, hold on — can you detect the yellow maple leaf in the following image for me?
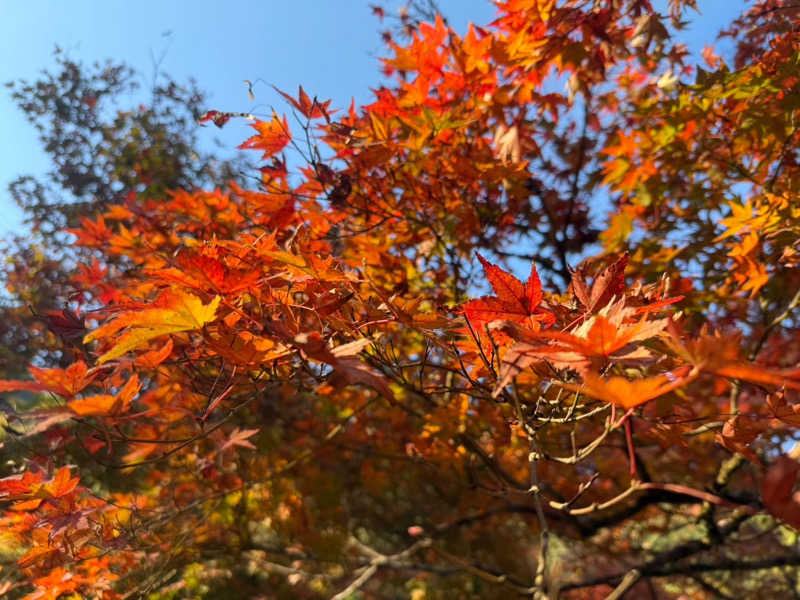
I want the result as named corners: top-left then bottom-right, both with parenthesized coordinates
top-left (535, 0), bottom-right (555, 22)
top-left (715, 198), bottom-right (754, 241)
top-left (84, 291), bottom-right (220, 364)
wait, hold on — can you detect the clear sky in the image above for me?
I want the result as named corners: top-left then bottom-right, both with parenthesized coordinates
top-left (0, 0), bottom-right (745, 236)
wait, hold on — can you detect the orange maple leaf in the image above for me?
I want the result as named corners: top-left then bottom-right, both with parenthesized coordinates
top-left (529, 312), bottom-right (667, 359)
top-left (40, 466), bottom-right (80, 499)
top-left (134, 338), bottom-right (174, 369)
top-left (0, 361), bottom-right (95, 398)
top-left (68, 374), bottom-right (140, 417)
top-left (238, 114), bottom-right (292, 160)
top-left (0, 470), bottom-right (44, 500)
top-left (716, 415), bottom-right (766, 465)
top-left (463, 254), bottom-right (554, 329)
top-left (17, 542), bottom-right (63, 570)
top-left (558, 368), bottom-right (696, 409)
top-left (28, 361), bottom-right (96, 397)
top-left (664, 323), bottom-right (800, 390)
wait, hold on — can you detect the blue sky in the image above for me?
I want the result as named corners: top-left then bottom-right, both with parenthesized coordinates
top-left (0, 1), bottom-right (494, 234)
top-left (0, 0), bottom-right (745, 236)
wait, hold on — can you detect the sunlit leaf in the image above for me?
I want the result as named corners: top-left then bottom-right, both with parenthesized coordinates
top-left (84, 291), bottom-right (220, 363)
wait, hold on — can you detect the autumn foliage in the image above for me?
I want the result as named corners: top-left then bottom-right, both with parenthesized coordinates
top-left (3, 1), bottom-right (800, 598)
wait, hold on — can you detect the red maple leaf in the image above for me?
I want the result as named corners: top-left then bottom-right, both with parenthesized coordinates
top-left (572, 253), bottom-right (628, 312)
top-left (463, 254), bottom-right (554, 329)
top-left (42, 308), bottom-right (87, 345)
top-left (272, 85), bottom-right (332, 120)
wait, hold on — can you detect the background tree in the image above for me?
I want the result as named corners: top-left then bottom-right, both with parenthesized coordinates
top-left (2, 2), bottom-right (800, 599)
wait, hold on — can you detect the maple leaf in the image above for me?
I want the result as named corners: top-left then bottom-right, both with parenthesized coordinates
top-left (768, 391), bottom-right (800, 428)
top-left (41, 308), bottom-right (87, 345)
top-left (714, 363), bottom-right (800, 390)
top-left (0, 379), bottom-right (46, 394)
top-left (492, 341), bottom-right (544, 394)
top-left (68, 374), bottom-right (140, 417)
top-left (206, 331), bottom-right (288, 366)
top-left (66, 214), bottom-right (112, 246)
top-left (572, 253), bottom-right (628, 312)
top-left (28, 567), bottom-right (80, 597)
top-left (273, 85), bottom-right (331, 119)
top-left (259, 156), bottom-right (289, 179)
top-left (656, 68), bottom-right (679, 90)
top-left (716, 415), bottom-right (766, 465)
top-left (219, 428), bottom-right (259, 453)
top-left (714, 198), bottom-right (757, 241)
top-left (534, 0), bottom-right (556, 21)
top-left (68, 395), bottom-right (118, 417)
top-left (0, 361), bottom-right (95, 398)
top-left (29, 361), bottom-right (96, 397)
top-left (557, 368), bottom-right (695, 409)
top-left (83, 290), bottom-right (220, 364)
top-left (17, 542), bottom-right (63, 570)
top-left (0, 470), bottom-right (44, 500)
top-left (664, 323), bottom-right (800, 390)
top-left (762, 455), bottom-right (800, 529)
top-left (39, 466), bottom-right (80, 499)
top-left (463, 254), bottom-right (554, 329)
top-left (264, 249), bottom-right (348, 282)
top-left (530, 308), bottom-right (667, 360)
top-left (291, 332), bottom-right (394, 400)
top-left (494, 305), bottom-right (667, 394)
top-left (134, 338), bottom-right (174, 368)
top-left (238, 114), bottom-right (292, 160)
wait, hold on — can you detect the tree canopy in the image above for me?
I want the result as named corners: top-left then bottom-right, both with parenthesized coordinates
top-left (2, 1), bottom-right (800, 599)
